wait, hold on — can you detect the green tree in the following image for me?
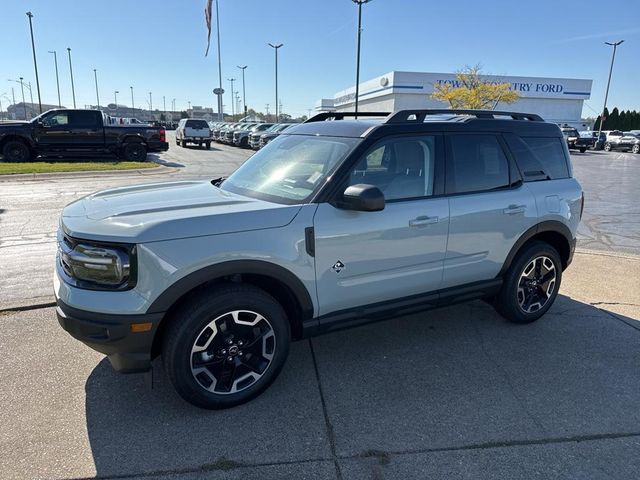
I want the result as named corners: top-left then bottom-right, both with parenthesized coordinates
top-left (432, 64), bottom-right (520, 110)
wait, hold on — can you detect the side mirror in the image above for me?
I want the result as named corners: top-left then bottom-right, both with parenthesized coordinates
top-left (335, 184), bottom-right (385, 212)
top-left (36, 120), bottom-right (44, 128)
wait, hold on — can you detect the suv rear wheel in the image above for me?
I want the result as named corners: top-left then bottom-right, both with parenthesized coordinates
top-left (162, 284), bottom-right (291, 409)
top-left (632, 144), bottom-right (639, 154)
top-left (494, 241), bottom-right (562, 324)
top-left (604, 142), bottom-right (612, 152)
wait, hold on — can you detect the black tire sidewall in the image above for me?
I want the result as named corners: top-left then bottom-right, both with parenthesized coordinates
top-left (123, 142), bottom-right (146, 161)
top-left (496, 241), bottom-right (562, 324)
top-left (3, 141), bottom-right (31, 162)
top-left (163, 285), bottom-right (291, 409)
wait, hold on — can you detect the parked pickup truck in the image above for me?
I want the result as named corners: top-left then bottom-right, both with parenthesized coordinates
top-left (0, 109), bottom-right (168, 162)
top-left (560, 127), bottom-right (591, 153)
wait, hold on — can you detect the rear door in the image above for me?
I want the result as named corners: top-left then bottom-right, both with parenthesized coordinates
top-left (313, 134), bottom-right (449, 317)
top-left (442, 133), bottom-right (537, 289)
top-left (67, 110), bottom-right (104, 148)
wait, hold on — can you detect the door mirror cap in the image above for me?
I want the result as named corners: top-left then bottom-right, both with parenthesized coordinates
top-left (336, 184), bottom-right (385, 212)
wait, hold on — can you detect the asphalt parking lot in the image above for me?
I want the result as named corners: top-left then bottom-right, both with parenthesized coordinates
top-left (1, 136), bottom-right (639, 479)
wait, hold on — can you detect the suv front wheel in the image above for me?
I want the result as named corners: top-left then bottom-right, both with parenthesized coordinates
top-left (494, 241), bottom-right (562, 324)
top-left (162, 284), bottom-right (291, 409)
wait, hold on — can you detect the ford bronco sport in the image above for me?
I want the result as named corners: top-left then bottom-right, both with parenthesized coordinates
top-left (55, 109), bottom-right (583, 409)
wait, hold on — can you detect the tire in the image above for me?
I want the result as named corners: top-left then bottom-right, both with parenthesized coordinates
top-left (162, 284), bottom-right (291, 409)
top-left (579, 148), bottom-right (586, 153)
top-left (632, 144), bottom-right (640, 154)
top-left (122, 142), bottom-right (147, 161)
top-left (604, 142), bottom-right (612, 152)
top-left (205, 141), bottom-right (211, 150)
top-left (2, 140), bottom-right (33, 162)
top-left (494, 241), bottom-right (562, 324)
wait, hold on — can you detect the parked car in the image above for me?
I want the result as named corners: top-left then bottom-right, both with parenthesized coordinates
top-left (605, 132), bottom-right (640, 153)
top-left (249, 123), bottom-right (281, 149)
top-left (560, 127), bottom-right (591, 153)
top-left (224, 123), bottom-right (255, 144)
top-left (212, 122), bottom-right (230, 142)
top-left (577, 131), bottom-right (596, 151)
top-left (590, 131), bottom-right (607, 150)
top-left (176, 118), bottom-right (212, 149)
top-left (55, 109), bottom-right (583, 409)
top-left (216, 123), bottom-right (239, 143)
top-left (233, 123), bottom-right (273, 148)
top-left (0, 109), bottom-right (168, 162)
top-left (259, 123), bottom-right (295, 148)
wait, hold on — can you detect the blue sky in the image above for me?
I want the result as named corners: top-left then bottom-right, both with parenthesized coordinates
top-left (1, 0), bottom-right (638, 118)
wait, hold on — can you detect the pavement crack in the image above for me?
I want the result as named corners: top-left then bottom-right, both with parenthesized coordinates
top-left (309, 338), bottom-right (343, 480)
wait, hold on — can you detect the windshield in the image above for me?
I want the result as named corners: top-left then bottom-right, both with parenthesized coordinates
top-left (221, 134), bottom-right (360, 204)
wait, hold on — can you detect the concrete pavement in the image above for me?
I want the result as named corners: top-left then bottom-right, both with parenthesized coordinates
top-left (0, 251), bottom-right (638, 479)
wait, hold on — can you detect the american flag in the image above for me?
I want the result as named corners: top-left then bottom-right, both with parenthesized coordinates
top-left (204, 0), bottom-right (213, 56)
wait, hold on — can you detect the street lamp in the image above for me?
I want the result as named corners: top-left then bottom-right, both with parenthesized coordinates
top-left (268, 43), bottom-right (283, 122)
top-left (93, 69), bottom-right (100, 108)
top-left (352, 0), bottom-right (372, 118)
top-left (48, 51), bottom-right (61, 107)
top-left (215, 0), bottom-right (223, 121)
top-left (26, 12), bottom-right (42, 114)
top-left (237, 65), bottom-right (247, 118)
top-left (227, 78), bottom-right (236, 120)
top-left (18, 77), bottom-right (27, 120)
top-left (114, 90), bottom-right (119, 115)
top-left (597, 40), bottom-right (624, 139)
top-left (163, 95), bottom-right (166, 120)
top-left (67, 48), bottom-right (76, 108)
top-left (130, 86), bottom-right (134, 110)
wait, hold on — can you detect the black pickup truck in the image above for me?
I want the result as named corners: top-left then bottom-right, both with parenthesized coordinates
top-left (0, 109), bottom-right (169, 162)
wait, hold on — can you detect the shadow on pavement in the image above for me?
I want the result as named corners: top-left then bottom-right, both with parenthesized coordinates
top-left (148, 152), bottom-right (184, 168)
top-left (84, 295), bottom-right (640, 478)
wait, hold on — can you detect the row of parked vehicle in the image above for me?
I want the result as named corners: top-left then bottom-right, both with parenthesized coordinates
top-left (561, 127), bottom-right (640, 154)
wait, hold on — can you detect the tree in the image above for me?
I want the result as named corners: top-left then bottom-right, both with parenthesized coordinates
top-left (180, 111), bottom-right (189, 119)
top-left (432, 64), bottom-right (519, 110)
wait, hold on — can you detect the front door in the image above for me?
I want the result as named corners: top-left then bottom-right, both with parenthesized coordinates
top-left (313, 134), bottom-right (449, 318)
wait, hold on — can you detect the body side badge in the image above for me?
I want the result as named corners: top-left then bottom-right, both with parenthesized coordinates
top-left (332, 260), bottom-right (345, 273)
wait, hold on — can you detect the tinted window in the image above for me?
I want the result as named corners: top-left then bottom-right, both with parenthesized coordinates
top-left (349, 136), bottom-right (436, 201)
top-left (70, 111), bottom-right (99, 127)
top-left (447, 135), bottom-right (510, 194)
top-left (185, 120), bottom-right (209, 129)
top-left (517, 137), bottom-right (569, 180)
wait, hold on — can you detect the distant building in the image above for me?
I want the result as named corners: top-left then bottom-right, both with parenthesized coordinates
top-left (6, 102), bottom-right (61, 120)
top-left (188, 106), bottom-right (215, 121)
top-left (317, 71), bottom-right (593, 130)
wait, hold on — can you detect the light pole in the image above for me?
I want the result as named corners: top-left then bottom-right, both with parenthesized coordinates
top-left (26, 12), bottom-right (42, 113)
top-left (352, 0), bottom-right (371, 118)
top-left (114, 90), bottom-right (119, 115)
top-left (597, 40), bottom-right (624, 138)
top-left (130, 86), bottom-right (134, 110)
top-left (27, 82), bottom-right (34, 107)
top-left (268, 43), bottom-right (283, 122)
top-left (163, 95), bottom-right (166, 121)
top-left (215, 0), bottom-right (223, 121)
top-left (149, 91), bottom-right (152, 114)
top-left (171, 98), bottom-right (176, 121)
top-left (67, 48), bottom-right (76, 108)
top-left (48, 50), bottom-right (61, 107)
top-left (93, 69), bottom-right (100, 108)
top-left (237, 65), bottom-right (247, 117)
top-left (18, 77), bottom-right (27, 120)
top-left (227, 78), bottom-right (236, 120)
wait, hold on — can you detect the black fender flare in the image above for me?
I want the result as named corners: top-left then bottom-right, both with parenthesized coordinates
top-left (146, 260), bottom-right (314, 320)
top-left (498, 220), bottom-right (574, 276)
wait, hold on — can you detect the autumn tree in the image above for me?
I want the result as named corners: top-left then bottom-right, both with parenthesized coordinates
top-left (431, 64), bottom-right (519, 110)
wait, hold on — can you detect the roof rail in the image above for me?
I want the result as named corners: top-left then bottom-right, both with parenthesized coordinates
top-left (386, 109), bottom-right (543, 123)
top-left (304, 111), bottom-right (391, 123)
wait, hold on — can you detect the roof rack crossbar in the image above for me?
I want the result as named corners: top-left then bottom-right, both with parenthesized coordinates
top-left (386, 109), bottom-right (543, 123)
top-left (305, 111), bottom-right (391, 123)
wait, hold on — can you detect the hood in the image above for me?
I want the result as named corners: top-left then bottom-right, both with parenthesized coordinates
top-left (0, 121), bottom-right (30, 127)
top-left (61, 180), bottom-right (301, 243)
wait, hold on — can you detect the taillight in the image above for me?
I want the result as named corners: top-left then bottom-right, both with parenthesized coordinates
top-left (580, 192), bottom-right (585, 220)
top-left (159, 128), bottom-right (166, 142)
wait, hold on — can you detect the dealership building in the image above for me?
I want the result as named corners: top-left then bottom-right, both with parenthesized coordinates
top-left (316, 71), bottom-right (593, 129)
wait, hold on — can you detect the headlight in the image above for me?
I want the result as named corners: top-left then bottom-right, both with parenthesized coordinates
top-left (58, 233), bottom-right (136, 290)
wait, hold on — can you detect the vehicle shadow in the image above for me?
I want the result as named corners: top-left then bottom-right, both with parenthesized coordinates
top-left (147, 153), bottom-right (184, 168)
top-left (83, 295), bottom-right (640, 477)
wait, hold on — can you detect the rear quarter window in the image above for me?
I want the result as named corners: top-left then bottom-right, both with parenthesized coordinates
top-left (505, 135), bottom-right (570, 181)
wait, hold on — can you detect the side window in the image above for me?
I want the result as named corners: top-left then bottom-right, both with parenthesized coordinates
top-left (70, 111), bottom-right (99, 128)
top-left (349, 136), bottom-right (436, 201)
top-left (42, 112), bottom-right (69, 127)
top-left (518, 137), bottom-right (569, 180)
top-left (447, 135), bottom-right (510, 194)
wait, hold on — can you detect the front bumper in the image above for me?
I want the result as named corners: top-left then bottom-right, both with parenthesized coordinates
top-left (56, 299), bottom-right (163, 373)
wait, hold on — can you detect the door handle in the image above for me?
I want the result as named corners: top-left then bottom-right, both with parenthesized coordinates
top-left (503, 204), bottom-right (526, 215)
top-left (409, 215), bottom-right (439, 227)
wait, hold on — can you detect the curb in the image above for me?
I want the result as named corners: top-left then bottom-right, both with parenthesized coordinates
top-left (0, 164), bottom-right (178, 182)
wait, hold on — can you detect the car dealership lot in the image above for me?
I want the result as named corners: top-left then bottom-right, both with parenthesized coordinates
top-left (1, 137), bottom-right (639, 479)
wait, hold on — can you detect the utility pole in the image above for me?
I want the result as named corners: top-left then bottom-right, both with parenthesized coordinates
top-left (215, 0), bottom-right (223, 121)
top-left (93, 69), bottom-right (100, 108)
top-left (265, 103), bottom-right (270, 121)
top-left (67, 48), bottom-right (76, 108)
top-left (114, 90), bottom-right (119, 115)
top-left (49, 50), bottom-right (61, 107)
top-left (268, 43), bottom-right (283, 122)
top-left (163, 95), bottom-right (166, 120)
top-left (237, 65), bottom-right (247, 117)
top-left (130, 86), bottom-right (134, 110)
top-left (27, 82), bottom-right (34, 108)
top-left (19, 77), bottom-right (27, 120)
top-left (597, 40), bottom-right (624, 138)
top-left (352, 0), bottom-right (372, 118)
top-left (228, 78), bottom-right (236, 120)
top-left (26, 12), bottom-right (42, 113)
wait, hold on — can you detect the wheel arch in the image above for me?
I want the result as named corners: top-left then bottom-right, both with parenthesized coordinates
top-left (149, 260), bottom-right (315, 357)
top-left (0, 134), bottom-right (35, 151)
top-left (120, 134), bottom-right (147, 146)
top-left (498, 221), bottom-right (574, 277)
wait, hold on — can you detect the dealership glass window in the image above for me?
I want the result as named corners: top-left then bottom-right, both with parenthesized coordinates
top-left (517, 137), bottom-right (569, 180)
top-left (349, 136), bottom-right (436, 201)
top-left (447, 135), bottom-right (510, 194)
